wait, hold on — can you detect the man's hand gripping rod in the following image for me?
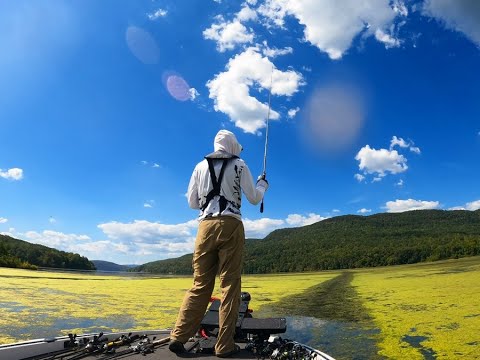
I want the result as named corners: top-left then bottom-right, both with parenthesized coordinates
top-left (260, 67), bottom-right (273, 213)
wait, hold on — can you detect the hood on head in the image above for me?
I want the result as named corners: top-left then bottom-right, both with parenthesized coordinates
top-left (214, 130), bottom-right (242, 156)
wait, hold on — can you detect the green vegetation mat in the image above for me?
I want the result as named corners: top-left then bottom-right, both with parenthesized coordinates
top-left (1, 256), bottom-right (479, 359)
top-left (352, 256), bottom-right (480, 359)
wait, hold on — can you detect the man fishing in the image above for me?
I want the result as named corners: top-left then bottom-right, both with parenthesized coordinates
top-left (169, 129), bottom-right (269, 357)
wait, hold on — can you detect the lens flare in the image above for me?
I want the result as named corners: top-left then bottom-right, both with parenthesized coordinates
top-left (302, 84), bottom-right (365, 153)
top-left (125, 26), bottom-right (160, 64)
top-left (166, 75), bottom-right (191, 101)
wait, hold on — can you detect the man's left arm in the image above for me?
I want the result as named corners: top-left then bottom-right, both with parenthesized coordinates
top-left (240, 162), bottom-right (267, 205)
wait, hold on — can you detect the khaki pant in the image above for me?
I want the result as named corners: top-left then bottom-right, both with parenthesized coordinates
top-left (170, 216), bottom-right (244, 355)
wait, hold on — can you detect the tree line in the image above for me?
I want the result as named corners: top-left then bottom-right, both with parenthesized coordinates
top-left (131, 209), bottom-right (480, 274)
top-left (0, 234), bottom-right (95, 270)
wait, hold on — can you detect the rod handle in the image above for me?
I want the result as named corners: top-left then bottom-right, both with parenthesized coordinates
top-left (260, 200), bottom-right (264, 213)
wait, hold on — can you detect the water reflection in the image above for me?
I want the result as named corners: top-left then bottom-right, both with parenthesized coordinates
top-left (282, 316), bottom-right (383, 360)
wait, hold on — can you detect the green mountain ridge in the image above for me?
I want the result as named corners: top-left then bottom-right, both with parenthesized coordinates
top-left (132, 209), bottom-right (480, 274)
top-left (0, 234), bottom-right (95, 270)
top-left (91, 260), bottom-right (136, 272)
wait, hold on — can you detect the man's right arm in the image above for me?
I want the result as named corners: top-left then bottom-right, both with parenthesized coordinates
top-left (187, 167), bottom-right (201, 209)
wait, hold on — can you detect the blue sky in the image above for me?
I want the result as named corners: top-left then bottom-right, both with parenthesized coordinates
top-left (0, 0), bottom-right (479, 265)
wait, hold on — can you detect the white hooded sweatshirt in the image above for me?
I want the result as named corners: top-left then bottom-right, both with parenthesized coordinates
top-left (187, 130), bottom-right (267, 221)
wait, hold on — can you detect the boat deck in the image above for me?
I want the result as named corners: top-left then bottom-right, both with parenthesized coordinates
top-left (104, 340), bottom-right (253, 359)
top-left (2, 332), bottom-right (256, 360)
top-left (3, 329), bottom-right (334, 360)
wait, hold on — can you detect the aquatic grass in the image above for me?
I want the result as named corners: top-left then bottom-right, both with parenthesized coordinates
top-left (241, 272), bottom-right (339, 311)
top-left (1, 257), bottom-right (480, 360)
top-left (0, 268), bottom-right (337, 344)
top-left (0, 268), bottom-right (193, 341)
top-left (352, 257), bottom-right (480, 359)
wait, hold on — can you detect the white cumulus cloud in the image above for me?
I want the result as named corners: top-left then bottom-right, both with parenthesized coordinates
top-left (448, 200), bottom-right (480, 211)
top-left (75, 240), bottom-right (131, 256)
top-left (98, 219), bottom-right (198, 243)
top-left (258, 0), bottom-right (403, 59)
top-left (237, 5), bottom-right (258, 21)
top-left (132, 241), bottom-right (196, 257)
top-left (390, 136), bottom-right (421, 154)
top-left (206, 47), bottom-right (304, 133)
top-left (203, 3), bottom-right (260, 52)
top-left (189, 88), bottom-right (200, 101)
top-left (385, 199), bottom-right (441, 213)
top-left (357, 208), bottom-right (372, 214)
top-left (287, 107), bottom-right (299, 118)
top-left (97, 219), bottom-right (199, 260)
top-left (356, 136), bottom-right (420, 182)
top-left (375, 29), bottom-right (401, 48)
top-left (393, 0), bottom-right (409, 16)
top-left (203, 15), bottom-right (255, 52)
top-left (243, 217), bottom-right (285, 238)
top-left (143, 200), bottom-right (155, 208)
top-left (354, 173), bottom-right (366, 182)
top-left (466, 200), bottom-right (480, 210)
top-left (286, 213), bottom-right (327, 226)
top-left (0, 217), bottom-right (8, 224)
top-left (141, 160), bottom-right (161, 168)
top-left (94, 215), bottom-right (328, 258)
top-left (0, 168), bottom-right (24, 181)
top-left (244, 212), bottom-right (327, 238)
top-left (355, 145), bottom-right (408, 178)
top-left (451, 199), bottom-right (480, 211)
top-left (261, 41), bottom-right (293, 58)
top-left (147, 8), bottom-right (168, 20)
top-left (23, 230), bottom-right (91, 249)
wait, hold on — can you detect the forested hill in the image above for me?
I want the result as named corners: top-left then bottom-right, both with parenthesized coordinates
top-left (131, 209), bottom-right (480, 274)
top-left (133, 253), bottom-right (193, 275)
top-left (92, 260), bottom-right (135, 272)
top-left (0, 234), bottom-right (95, 270)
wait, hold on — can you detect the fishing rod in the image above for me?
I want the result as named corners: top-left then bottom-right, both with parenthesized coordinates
top-left (59, 332), bottom-right (110, 360)
top-left (99, 336), bottom-right (153, 359)
top-left (28, 333), bottom-right (166, 360)
top-left (260, 66), bottom-right (273, 213)
top-left (24, 334), bottom-right (83, 360)
top-left (28, 334), bottom-right (103, 360)
top-left (101, 336), bottom-right (170, 359)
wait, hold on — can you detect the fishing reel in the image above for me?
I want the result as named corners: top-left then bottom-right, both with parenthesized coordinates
top-left (84, 332), bottom-right (106, 353)
top-left (130, 335), bottom-right (156, 355)
top-left (247, 336), bottom-right (317, 360)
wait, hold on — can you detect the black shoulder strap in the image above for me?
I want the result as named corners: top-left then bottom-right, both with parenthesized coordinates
top-left (202, 158), bottom-right (231, 211)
